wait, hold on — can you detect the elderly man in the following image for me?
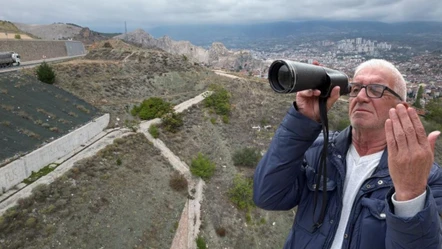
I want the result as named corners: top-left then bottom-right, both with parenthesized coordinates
top-left (253, 59), bottom-right (442, 249)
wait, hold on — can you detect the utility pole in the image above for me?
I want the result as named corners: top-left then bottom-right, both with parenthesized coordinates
top-left (125, 21), bottom-right (127, 40)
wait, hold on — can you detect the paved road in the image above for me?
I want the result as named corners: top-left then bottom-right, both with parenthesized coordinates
top-left (0, 54), bottom-right (86, 74)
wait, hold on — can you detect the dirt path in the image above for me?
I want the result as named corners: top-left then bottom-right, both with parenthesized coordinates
top-left (138, 91), bottom-right (212, 249)
top-left (213, 70), bottom-right (241, 79)
top-left (0, 86), bottom-right (216, 248)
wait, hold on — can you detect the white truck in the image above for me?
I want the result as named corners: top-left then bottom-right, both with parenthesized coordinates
top-left (0, 51), bottom-right (21, 68)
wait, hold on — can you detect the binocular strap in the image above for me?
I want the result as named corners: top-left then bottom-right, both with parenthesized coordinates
top-left (312, 97), bottom-right (329, 231)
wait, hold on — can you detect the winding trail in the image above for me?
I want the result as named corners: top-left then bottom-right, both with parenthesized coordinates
top-left (138, 91), bottom-right (212, 249)
top-left (0, 70), bottom-right (234, 248)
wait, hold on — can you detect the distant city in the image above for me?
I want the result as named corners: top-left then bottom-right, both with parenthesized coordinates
top-left (247, 37), bottom-right (442, 107)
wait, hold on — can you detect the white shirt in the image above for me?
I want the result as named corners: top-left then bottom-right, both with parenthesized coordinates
top-left (330, 144), bottom-right (383, 249)
top-left (330, 144), bottom-right (426, 249)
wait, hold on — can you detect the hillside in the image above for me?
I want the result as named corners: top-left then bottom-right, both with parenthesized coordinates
top-left (114, 29), bottom-right (265, 72)
top-left (0, 20), bottom-right (20, 33)
top-left (0, 40), bottom-right (297, 248)
top-left (0, 72), bottom-right (100, 165)
top-left (0, 20), bottom-right (35, 40)
top-left (13, 22), bottom-right (114, 44)
top-left (1, 40), bottom-right (441, 248)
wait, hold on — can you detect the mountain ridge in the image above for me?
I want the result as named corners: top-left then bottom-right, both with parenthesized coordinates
top-left (147, 20), bottom-right (442, 48)
top-left (114, 29), bottom-right (264, 72)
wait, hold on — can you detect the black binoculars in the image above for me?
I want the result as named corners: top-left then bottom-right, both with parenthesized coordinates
top-left (268, 60), bottom-right (350, 98)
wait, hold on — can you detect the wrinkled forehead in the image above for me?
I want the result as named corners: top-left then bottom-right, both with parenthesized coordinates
top-left (353, 66), bottom-right (394, 87)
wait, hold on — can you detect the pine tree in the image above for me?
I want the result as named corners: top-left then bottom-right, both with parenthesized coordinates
top-left (36, 62), bottom-right (56, 84)
top-left (413, 85), bottom-right (424, 108)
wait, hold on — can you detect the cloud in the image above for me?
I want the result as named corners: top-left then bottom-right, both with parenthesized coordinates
top-left (0, 0), bottom-right (441, 32)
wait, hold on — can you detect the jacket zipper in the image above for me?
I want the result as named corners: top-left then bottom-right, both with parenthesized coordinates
top-left (341, 176), bottom-right (391, 249)
top-left (322, 147), bottom-right (391, 249)
top-left (322, 149), bottom-right (345, 249)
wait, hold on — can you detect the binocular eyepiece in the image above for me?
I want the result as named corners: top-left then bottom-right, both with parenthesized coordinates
top-left (268, 60), bottom-right (350, 98)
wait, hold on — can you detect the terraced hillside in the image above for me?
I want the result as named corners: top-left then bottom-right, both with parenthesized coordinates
top-left (0, 72), bottom-right (100, 165)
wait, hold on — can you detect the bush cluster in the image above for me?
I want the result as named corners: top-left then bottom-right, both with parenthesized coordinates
top-left (196, 236), bottom-right (207, 249)
top-left (131, 97), bottom-right (172, 120)
top-left (103, 42), bottom-right (113, 48)
top-left (228, 175), bottom-right (255, 211)
top-left (36, 62), bottom-right (56, 84)
top-left (162, 112), bottom-right (183, 133)
top-left (425, 98), bottom-right (442, 124)
top-left (148, 124), bottom-right (159, 138)
top-left (190, 153), bottom-right (216, 180)
top-left (169, 172), bottom-right (188, 192)
top-left (232, 147), bottom-right (261, 168)
top-left (204, 85), bottom-right (231, 116)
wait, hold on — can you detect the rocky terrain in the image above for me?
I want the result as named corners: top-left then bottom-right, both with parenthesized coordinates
top-left (13, 22), bottom-right (113, 44)
top-left (9, 21), bottom-right (265, 73)
top-left (115, 29), bottom-right (264, 72)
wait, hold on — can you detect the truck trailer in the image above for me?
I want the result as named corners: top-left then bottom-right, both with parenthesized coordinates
top-left (0, 52), bottom-right (21, 68)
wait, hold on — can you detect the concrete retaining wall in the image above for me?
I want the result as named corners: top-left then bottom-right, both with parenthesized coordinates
top-left (65, 41), bottom-right (86, 56)
top-left (0, 114), bottom-right (109, 193)
top-left (0, 40), bottom-right (85, 61)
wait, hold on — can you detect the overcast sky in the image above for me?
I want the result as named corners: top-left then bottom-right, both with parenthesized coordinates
top-left (1, 0), bottom-right (442, 32)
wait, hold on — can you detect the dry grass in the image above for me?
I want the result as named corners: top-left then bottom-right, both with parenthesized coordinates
top-left (169, 172), bottom-right (188, 192)
top-left (59, 59), bottom-right (120, 66)
top-left (0, 32), bottom-right (33, 39)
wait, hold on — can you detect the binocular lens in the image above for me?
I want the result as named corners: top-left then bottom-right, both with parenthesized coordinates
top-left (278, 65), bottom-right (292, 91)
top-left (269, 62), bottom-right (295, 93)
top-left (268, 60), bottom-right (350, 97)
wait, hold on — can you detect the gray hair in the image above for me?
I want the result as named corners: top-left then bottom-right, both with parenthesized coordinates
top-left (354, 59), bottom-right (407, 101)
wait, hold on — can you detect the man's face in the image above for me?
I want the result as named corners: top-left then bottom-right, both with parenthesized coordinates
top-left (348, 66), bottom-right (401, 131)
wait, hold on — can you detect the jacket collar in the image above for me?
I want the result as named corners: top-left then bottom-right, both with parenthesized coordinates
top-left (333, 126), bottom-right (390, 175)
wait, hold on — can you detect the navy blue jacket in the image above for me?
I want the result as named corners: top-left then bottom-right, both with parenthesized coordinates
top-left (253, 105), bottom-right (442, 249)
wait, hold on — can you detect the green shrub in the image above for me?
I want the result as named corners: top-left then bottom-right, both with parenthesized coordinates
top-left (228, 175), bottom-right (255, 211)
top-left (222, 115), bottom-right (229, 124)
top-left (131, 97), bottom-right (172, 120)
top-left (149, 124), bottom-right (159, 138)
top-left (31, 184), bottom-right (50, 202)
top-left (162, 112), bottom-right (183, 133)
top-left (246, 212), bottom-right (252, 224)
top-left (196, 236), bottom-right (207, 249)
top-left (25, 217), bottom-right (37, 228)
top-left (23, 164), bottom-right (59, 184)
top-left (204, 85), bottom-right (231, 116)
top-left (425, 98), bottom-right (442, 124)
top-left (421, 118), bottom-right (442, 134)
top-left (103, 42), bottom-right (113, 48)
top-left (14, 34), bottom-right (21, 39)
top-left (232, 147), bottom-right (261, 167)
top-left (190, 153), bottom-right (216, 180)
top-left (36, 62), bottom-right (56, 84)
